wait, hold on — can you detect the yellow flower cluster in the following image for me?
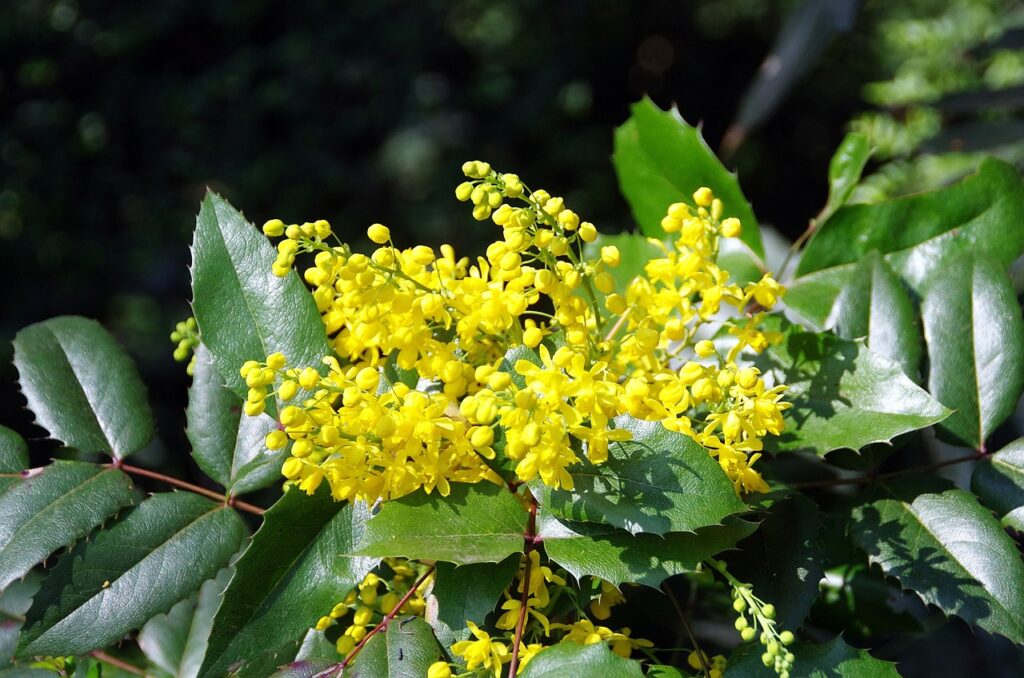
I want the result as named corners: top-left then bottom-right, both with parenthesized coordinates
top-left (169, 317), bottom-right (199, 375)
top-left (688, 651), bottom-right (729, 678)
top-left (254, 161), bottom-right (788, 500)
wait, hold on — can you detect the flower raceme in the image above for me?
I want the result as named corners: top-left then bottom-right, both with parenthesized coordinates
top-left (245, 161), bottom-right (789, 504)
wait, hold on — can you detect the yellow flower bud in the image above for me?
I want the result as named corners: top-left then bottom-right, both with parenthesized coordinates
top-left (243, 400), bottom-right (265, 416)
top-left (427, 662), bottom-right (452, 678)
top-left (470, 425), bottom-right (495, 449)
top-left (336, 635), bottom-right (356, 656)
top-left (600, 245), bottom-right (621, 266)
top-left (355, 367), bottom-right (380, 392)
top-left (523, 326), bottom-right (544, 347)
top-left (693, 186), bottom-right (713, 207)
top-left (367, 223), bottom-right (390, 244)
top-left (605, 294), bottom-right (627, 315)
top-left (282, 457), bottom-right (304, 479)
top-left (594, 271), bottom-right (615, 294)
top-left (279, 380), bottom-right (299, 401)
top-left (298, 367), bottom-right (320, 390)
top-left (262, 218), bottom-right (285, 237)
top-left (455, 181), bottom-right (474, 201)
top-left (265, 430), bottom-right (288, 450)
top-left (695, 340), bottom-right (716, 357)
top-left (578, 222), bottom-right (598, 242)
top-left (721, 217), bottom-right (742, 238)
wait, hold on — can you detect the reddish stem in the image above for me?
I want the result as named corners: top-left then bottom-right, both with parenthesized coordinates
top-left (117, 463), bottom-right (265, 516)
top-left (508, 495), bottom-right (539, 678)
top-left (89, 650), bottom-right (146, 676)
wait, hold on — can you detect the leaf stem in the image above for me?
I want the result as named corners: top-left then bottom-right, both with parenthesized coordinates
top-left (89, 650), bottom-right (147, 676)
top-left (790, 450), bottom-right (988, 490)
top-left (508, 494), bottom-right (539, 678)
top-left (661, 581), bottom-right (709, 677)
top-left (116, 463), bottom-right (265, 516)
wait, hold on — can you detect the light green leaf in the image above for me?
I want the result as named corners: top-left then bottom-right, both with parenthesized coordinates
top-left (186, 344), bottom-right (285, 495)
top-left (822, 132), bottom-right (872, 224)
top-left (0, 426), bottom-right (28, 496)
top-left (13, 316), bottom-right (153, 460)
top-left (431, 557), bottom-right (518, 634)
top-left (921, 256), bottom-right (1024, 448)
top-left (850, 488), bottom-right (1024, 643)
top-left (727, 635), bottom-right (899, 677)
top-left (0, 461), bottom-right (133, 591)
top-left (531, 416), bottom-right (744, 535)
top-left (971, 438), bottom-right (1024, 531)
top-left (345, 617), bottom-right (442, 678)
top-left (200, 487), bottom-right (376, 678)
top-left (355, 482), bottom-right (527, 565)
top-left (517, 641), bottom-right (644, 678)
top-left (18, 493), bottom-right (244, 657)
top-left (190, 192), bottom-right (332, 401)
top-left (796, 158), bottom-right (1024, 294)
top-left (539, 513), bottom-right (757, 588)
top-left (613, 97), bottom-right (763, 256)
top-left (755, 317), bottom-right (950, 456)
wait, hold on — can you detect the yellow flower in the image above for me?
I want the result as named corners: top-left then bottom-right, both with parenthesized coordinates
top-left (451, 622), bottom-right (510, 677)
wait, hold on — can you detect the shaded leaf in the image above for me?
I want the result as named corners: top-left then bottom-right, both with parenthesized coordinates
top-left (517, 641), bottom-right (643, 678)
top-left (972, 437), bottom-right (1024, 531)
top-left (0, 575), bottom-right (39, 665)
top-left (431, 557), bottom-right (518, 633)
top-left (18, 493), bottom-right (245, 657)
top-left (0, 461), bottom-right (133, 591)
top-left (727, 635), bottom-right (899, 677)
top-left (0, 426), bottom-right (28, 496)
top-left (345, 617), bottom-right (442, 678)
top-left (822, 132), bottom-right (872, 222)
top-left (269, 660), bottom-right (336, 678)
top-left (850, 488), bottom-right (1024, 643)
top-left (921, 256), bottom-right (1024, 448)
top-left (13, 316), bottom-right (153, 460)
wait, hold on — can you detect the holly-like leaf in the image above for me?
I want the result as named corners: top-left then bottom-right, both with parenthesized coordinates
top-left (613, 97), bottom-right (763, 256)
top-left (13, 316), bottom-right (154, 460)
top-left (796, 158), bottom-right (1024, 293)
top-left (755, 317), bottom-right (950, 456)
top-left (850, 488), bottom-right (1024, 644)
top-left (345, 617), bottom-right (443, 678)
top-left (187, 344), bottom-right (286, 495)
top-left (200, 487), bottom-right (376, 678)
top-left (355, 483), bottom-right (527, 565)
top-left (727, 635), bottom-right (899, 677)
top-left (821, 132), bottom-right (872, 224)
top-left (517, 641), bottom-right (644, 678)
top-left (18, 493), bottom-right (245, 657)
top-left (431, 557), bottom-right (518, 634)
top-left (0, 461), bottom-right (133, 591)
top-left (787, 251), bottom-right (921, 378)
top-left (0, 426), bottom-right (28, 496)
top-left (138, 568), bottom-right (232, 678)
top-left (190, 191), bottom-right (331, 401)
top-left (539, 513), bottom-right (757, 588)
top-left (972, 438), bottom-right (1024, 531)
top-left (531, 416), bottom-right (744, 535)
top-left (921, 256), bottom-right (1024, 448)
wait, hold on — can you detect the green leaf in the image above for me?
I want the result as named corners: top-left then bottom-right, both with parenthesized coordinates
top-left (613, 97), bottom-right (763, 256)
top-left (921, 256), bottom-right (1024, 448)
top-left (539, 514), bottom-right (757, 588)
top-left (355, 482), bottom-right (527, 565)
top-left (13, 316), bottom-right (154, 460)
top-left (269, 660), bottom-right (337, 678)
top-left (0, 426), bottom-right (28, 496)
top-left (755, 317), bottom-right (950, 456)
top-left (138, 568), bottom-right (232, 678)
top-left (796, 158), bottom-right (1024, 293)
top-left (787, 251), bottom-right (921, 378)
top-left (200, 487), bottom-right (377, 678)
top-left (531, 416), bottom-right (744, 535)
top-left (727, 635), bottom-right (899, 677)
top-left (190, 192), bottom-right (332, 401)
top-left (0, 461), bottom-right (133, 591)
top-left (850, 488), bottom-right (1024, 643)
top-left (972, 438), bottom-right (1024, 531)
top-left (186, 344), bottom-right (286, 495)
top-left (0, 575), bottom-right (39, 665)
top-left (430, 557), bottom-right (518, 633)
top-left (517, 641), bottom-right (643, 678)
top-left (18, 492), bottom-right (245, 657)
top-left (821, 132), bottom-right (872, 224)
top-left (585, 232), bottom-right (662, 295)
top-left (345, 617), bottom-right (442, 678)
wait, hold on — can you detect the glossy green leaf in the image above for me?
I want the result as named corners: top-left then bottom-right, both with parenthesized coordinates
top-left (186, 344), bottom-right (285, 495)
top-left (539, 513), bottom-right (757, 588)
top-left (787, 251), bottom-right (921, 377)
top-left (13, 316), bottom-right (153, 460)
top-left (755, 318), bottom-right (950, 456)
top-left (531, 416), bottom-right (744, 535)
top-left (972, 438), bottom-right (1024, 531)
top-left (727, 635), bottom-right (899, 677)
top-left (18, 493), bottom-right (244, 656)
top-left (850, 488), bottom-right (1024, 643)
top-left (190, 191), bottom-right (331, 400)
top-left (269, 660), bottom-right (336, 678)
top-left (796, 158), bottom-right (1024, 293)
top-left (0, 575), bottom-right (39, 666)
top-left (355, 482), bottom-right (527, 565)
top-left (518, 641), bottom-right (643, 678)
top-left (200, 487), bottom-right (376, 678)
top-left (0, 426), bottom-right (28, 496)
top-left (0, 461), bottom-right (133, 591)
top-left (345, 617), bottom-right (442, 678)
top-left (138, 568), bottom-right (232, 678)
top-left (822, 132), bottom-right (872, 223)
top-left (613, 97), bottom-right (763, 256)
top-left (431, 557), bottom-right (518, 633)
top-left (921, 256), bottom-right (1024, 448)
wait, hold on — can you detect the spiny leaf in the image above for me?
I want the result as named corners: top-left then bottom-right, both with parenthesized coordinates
top-left (430, 557), bottom-right (519, 634)
top-left (727, 635), bottom-right (899, 677)
top-left (972, 438), bottom-right (1024, 531)
top-left (345, 617), bottom-right (442, 678)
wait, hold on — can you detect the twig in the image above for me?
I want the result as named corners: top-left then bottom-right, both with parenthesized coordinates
top-left (117, 463), bottom-right (265, 516)
top-left (791, 451), bottom-right (987, 490)
top-left (89, 650), bottom-right (147, 676)
top-left (508, 495), bottom-right (539, 678)
top-left (661, 581), bottom-right (709, 677)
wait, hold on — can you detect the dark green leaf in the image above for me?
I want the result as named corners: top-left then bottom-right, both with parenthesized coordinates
top-left (921, 256), bottom-right (1024, 448)
top-left (613, 97), bottom-right (763, 256)
top-left (850, 488), bottom-right (1024, 643)
top-left (190, 192), bottom-right (332, 401)
top-left (346, 617), bottom-right (442, 678)
top-left (187, 344), bottom-right (285, 495)
top-left (0, 426), bottom-right (28, 496)
top-left (972, 438), bottom-right (1024, 531)
top-left (13, 316), bottom-right (153, 460)
top-left (822, 132), bottom-right (871, 223)
top-left (755, 317), bottom-right (950, 456)
top-left (531, 416), bottom-right (744, 535)
top-left (355, 483), bottom-right (527, 565)
top-left (727, 635), bottom-right (899, 677)
top-left (18, 492), bottom-right (245, 657)
top-left (518, 641), bottom-right (643, 678)
top-left (539, 514), bottom-right (757, 588)
top-left (0, 461), bottom-right (133, 591)
top-left (430, 557), bottom-right (518, 633)
top-left (269, 660), bottom-right (337, 678)
top-left (200, 487), bottom-right (376, 678)
top-left (796, 159), bottom-right (1024, 293)
top-left (0, 575), bottom-right (39, 665)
